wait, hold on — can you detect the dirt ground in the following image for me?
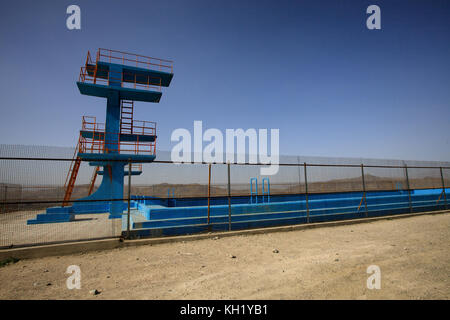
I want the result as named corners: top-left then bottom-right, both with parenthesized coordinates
top-left (0, 211), bottom-right (121, 248)
top-left (0, 213), bottom-right (449, 299)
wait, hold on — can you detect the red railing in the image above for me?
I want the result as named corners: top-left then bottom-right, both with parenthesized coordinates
top-left (82, 116), bottom-right (105, 132)
top-left (79, 133), bottom-right (156, 155)
top-left (132, 120), bottom-right (157, 136)
top-left (85, 50), bottom-right (95, 67)
top-left (131, 163), bottom-right (143, 172)
top-left (78, 116), bottom-right (157, 156)
top-left (64, 140), bottom-right (81, 189)
top-left (97, 48), bottom-right (173, 74)
top-left (78, 66), bottom-right (162, 92)
top-left (82, 116), bottom-right (156, 137)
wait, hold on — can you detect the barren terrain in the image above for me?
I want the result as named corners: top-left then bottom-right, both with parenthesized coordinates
top-left (0, 213), bottom-right (449, 299)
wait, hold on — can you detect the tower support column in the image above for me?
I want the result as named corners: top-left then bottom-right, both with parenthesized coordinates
top-left (104, 87), bottom-right (126, 217)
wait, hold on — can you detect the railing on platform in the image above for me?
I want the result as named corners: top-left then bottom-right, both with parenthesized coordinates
top-left (79, 116), bottom-right (157, 156)
top-left (85, 50), bottom-right (95, 68)
top-left (81, 116), bottom-right (156, 138)
top-left (78, 66), bottom-right (162, 92)
top-left (78, 132), bottom-right (156, 156)
top-left (131, 163), bottom-right (143, 172)
top-left (97, 48), bottom-right (173, 74)
top-left (132, 120), bottom-right (157, 136)
top-left (82, 116), bottom-right (105, 132)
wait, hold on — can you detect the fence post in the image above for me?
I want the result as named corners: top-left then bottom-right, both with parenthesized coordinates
top-left (227, 163), bottom-right (231, 231)
top-left (2, 185), bottom-right (7, 214)
top-left (405, 165), bottom-right (413, 213)
top-left (303, 162), bottom-right (310, 223)
top-left (126, 159), bottom-right (132, 239)
top-left (361, 164), bottom-right (368, 218)
top-left (207, 163), bottom-right (211, 225)
top-left (440, 167), bottom-right (448, 210)
top-left (19, 185), bottom-right (22, 212)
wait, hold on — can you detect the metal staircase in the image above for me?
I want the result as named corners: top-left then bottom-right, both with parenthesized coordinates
top-left (120, 100), bottom-right (134, 134)
top-left (62, 142), bottom-right (82, 207)
top-left (88, 166), bottom-right (100, 196)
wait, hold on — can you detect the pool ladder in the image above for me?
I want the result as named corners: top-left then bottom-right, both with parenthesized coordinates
top-left (167, 188), bottom-right (176, 207)
top-left (250, 178), bottom-right (270, 204)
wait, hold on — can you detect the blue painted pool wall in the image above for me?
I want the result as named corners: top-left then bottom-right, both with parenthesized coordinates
top-left (128, 188), bottom-right (448, 237)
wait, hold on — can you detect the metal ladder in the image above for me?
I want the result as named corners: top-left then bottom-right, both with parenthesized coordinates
top-left (120, 100), bottom-right (134, 134)
top-left (168, 188), bottom-right (176, 207)
top-left (262, 178), bottom-right (270, 203)
top-left (62, 142), bottom-right (82, 207)
top-left (250, 178), bottom-right (258, 204)
top-left (87, 166), bottom-right (100, 196)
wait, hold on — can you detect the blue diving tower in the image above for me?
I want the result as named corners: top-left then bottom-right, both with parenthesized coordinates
top-left (27, 48), bottom-right (173, 224)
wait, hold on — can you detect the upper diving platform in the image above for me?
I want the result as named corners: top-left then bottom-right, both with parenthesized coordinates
top-left (77, 49), bottom-right (174, 103)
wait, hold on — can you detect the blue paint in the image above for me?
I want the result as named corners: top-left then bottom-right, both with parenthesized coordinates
top-left (80, 131), bottom-right (156, 142)
top-left (27, 213), bottom-right (75, 225)
top-left (75, 56), bottom-right (170, 218)
top-left (98, 169), bottom-right (142, 176)
top-left (79, 153), bottom-right (156, 163)
top-left (86, 61), bottom-right (174, 87)
top-left (250, 178), bottom-right (258, 204)
top-left (126, 188), bottom-right (448, 238)
top-left (167, 188), bottom-right (176, 207)
top-left (262, 177), bottom-right (270, 203)
top-left (76, 82), bottom-right (162, 102)
top-left (27, 50), bottom-right (174, 225)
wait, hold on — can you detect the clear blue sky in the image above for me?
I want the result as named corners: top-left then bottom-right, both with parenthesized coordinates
top-left (0, 0), bottom-right (449, 162)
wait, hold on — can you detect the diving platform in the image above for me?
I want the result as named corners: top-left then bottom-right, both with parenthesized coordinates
top-left (78, 152), bottom-right (156, 163)
top-left (76, 82), bottom-right (162, 103)
top-left (98, 169), bottom-right (142, 176)
top-left (86, 61), bottom-right (173, 87)
top-left (27, 48), bottom-right (173, 224)
top-left (80, 130), bottom-right (157, 143)
top-left (77, 48), bottom-right (174, 103)
top-left (78, 115), bottom-right (157, 164)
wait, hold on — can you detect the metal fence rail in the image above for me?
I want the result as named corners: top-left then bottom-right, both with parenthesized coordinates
top-left (0, 144), bottom-right (449, 248)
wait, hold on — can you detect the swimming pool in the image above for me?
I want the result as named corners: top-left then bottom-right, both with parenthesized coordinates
top-left (127, 188), bottom-right (449, 237)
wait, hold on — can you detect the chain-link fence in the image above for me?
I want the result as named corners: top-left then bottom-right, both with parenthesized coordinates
top-left (0, 144), bottom-right (449, 248)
